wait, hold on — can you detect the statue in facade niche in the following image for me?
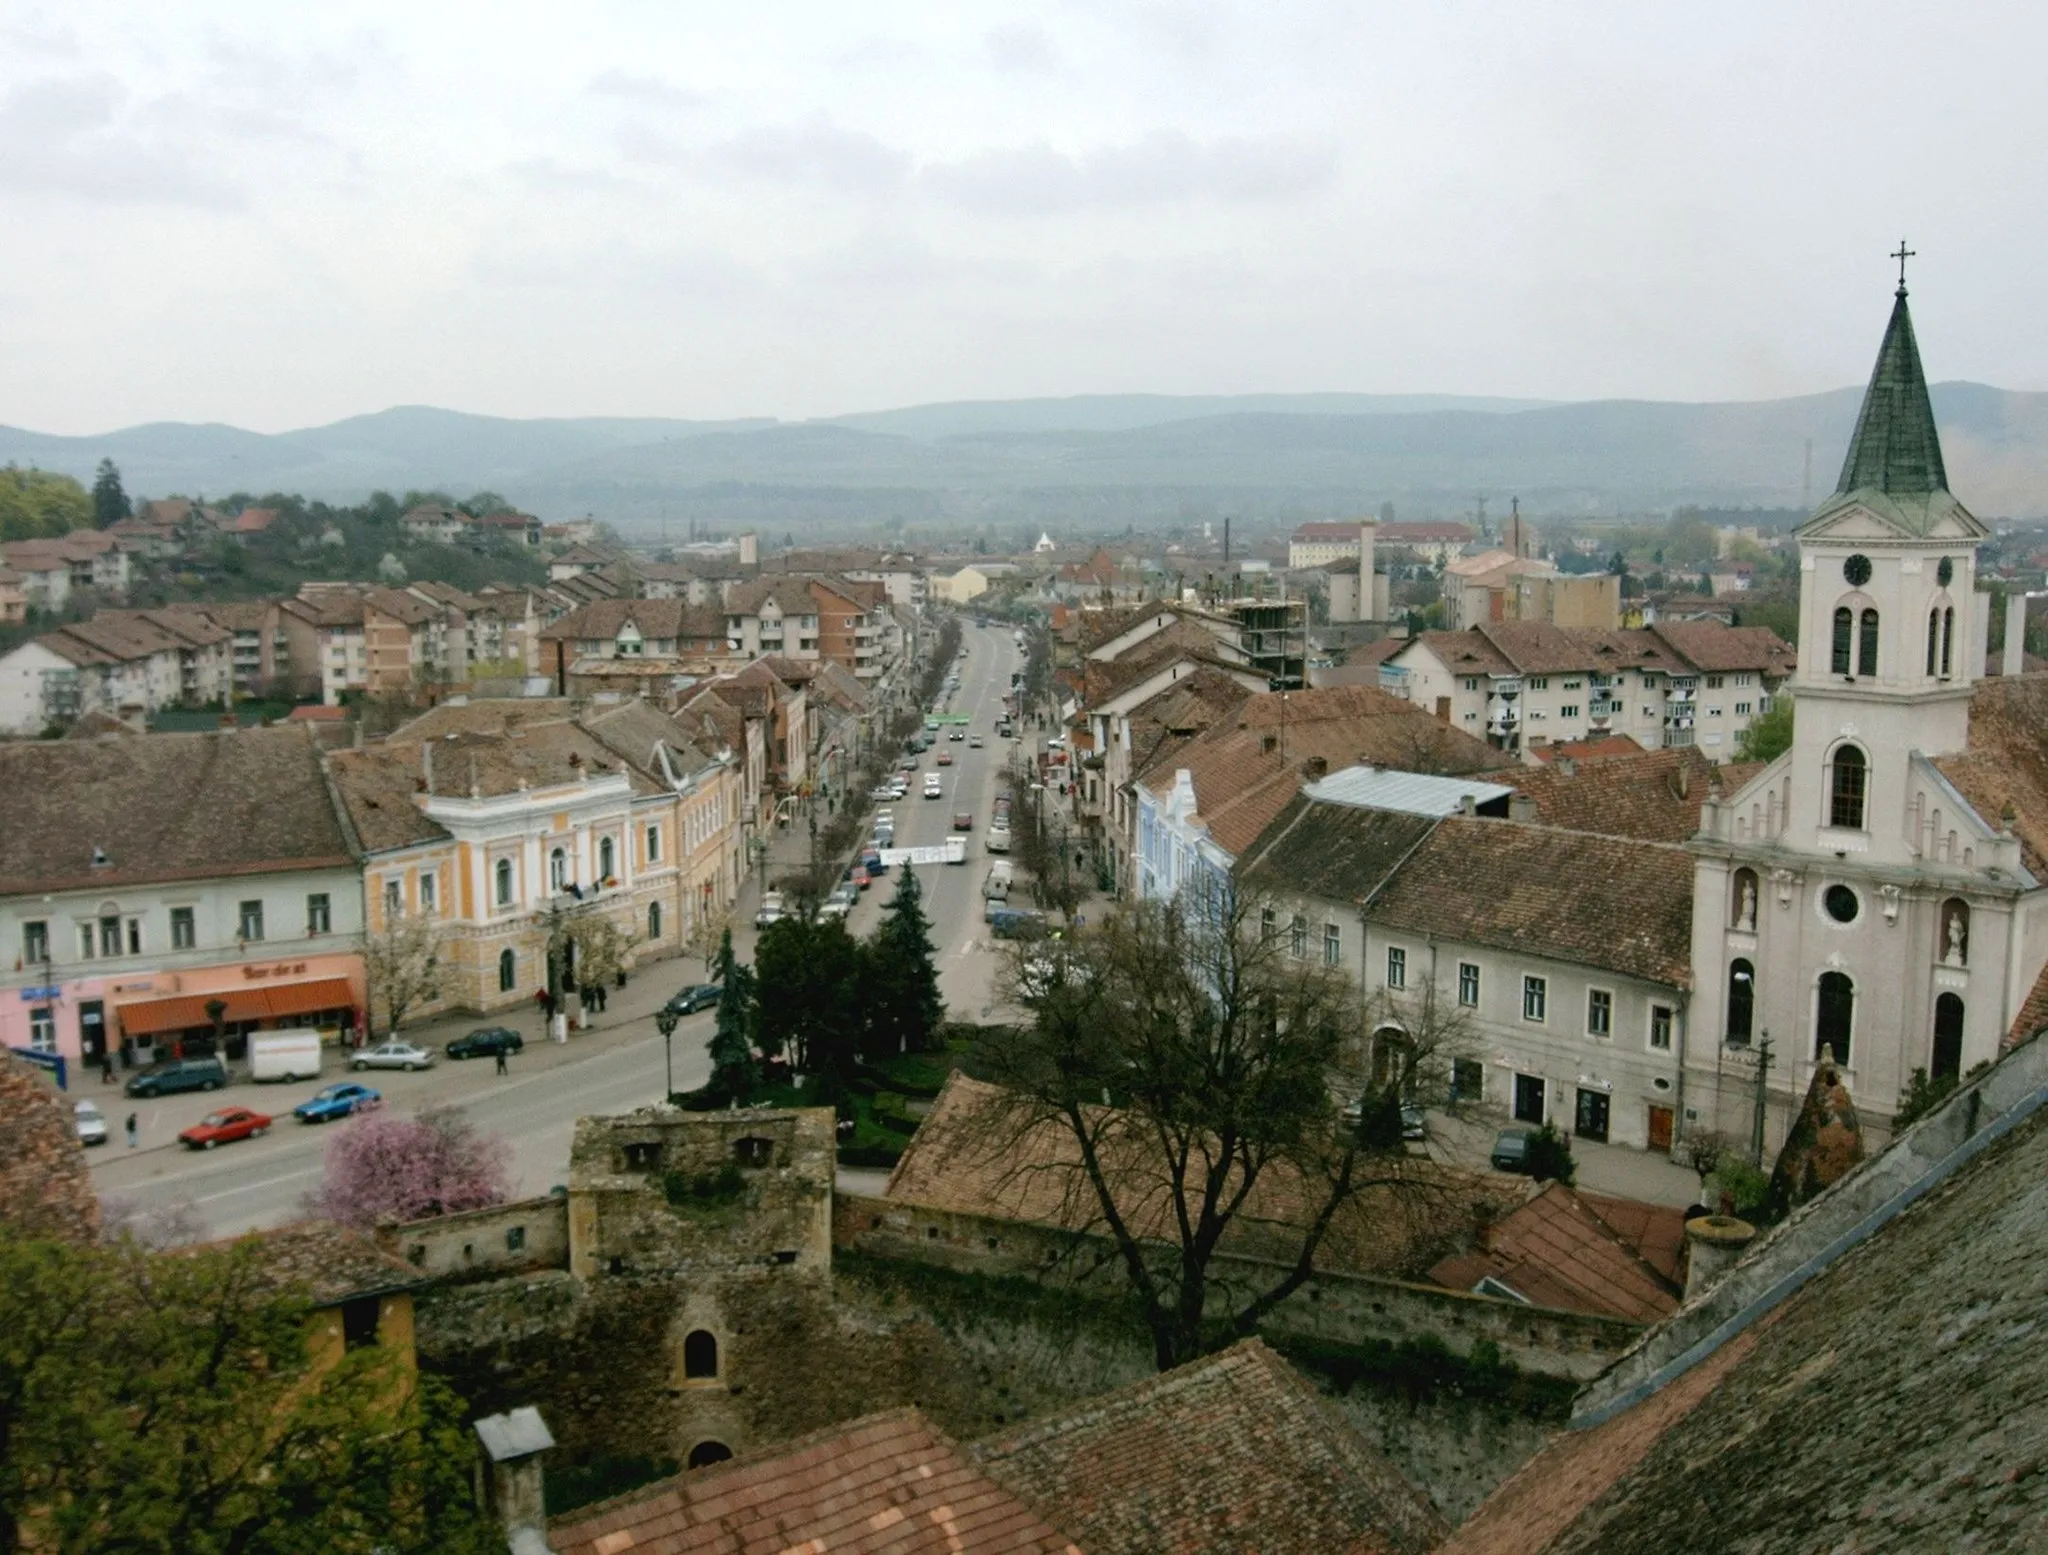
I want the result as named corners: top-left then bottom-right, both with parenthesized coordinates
top-left (1738, 878), bottom-right (1757, 930)
top-left (1943, 905), bottom-right (1968, 967)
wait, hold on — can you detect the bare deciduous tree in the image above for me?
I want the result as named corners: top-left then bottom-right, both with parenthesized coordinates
top-left (365, 911), bottom-right (443, 1038)
top-left (978, 884), bottom-right (1454, 1371)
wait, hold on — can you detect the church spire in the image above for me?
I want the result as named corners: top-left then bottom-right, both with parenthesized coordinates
top-left (1835, 271), bottom-right (1948, 499)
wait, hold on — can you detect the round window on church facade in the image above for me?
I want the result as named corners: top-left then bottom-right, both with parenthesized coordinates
top-left (1823, 884), bottom-right (1860, 924)
top-left (1843, 554), bottom-right (1873, 587)
top-left (1937, 556), bottom-right (1954, 587)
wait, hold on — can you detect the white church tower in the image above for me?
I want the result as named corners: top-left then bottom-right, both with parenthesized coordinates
top-left (1686, 269), bottom-right (2036, 1153)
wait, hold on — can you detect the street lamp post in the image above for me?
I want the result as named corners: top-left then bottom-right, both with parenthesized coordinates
top-left (656, 1004), bottom-right (681, 1103)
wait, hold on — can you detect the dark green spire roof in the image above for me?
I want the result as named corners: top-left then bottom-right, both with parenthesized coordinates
top-left (1835, 287), bottom-right (1948, 497)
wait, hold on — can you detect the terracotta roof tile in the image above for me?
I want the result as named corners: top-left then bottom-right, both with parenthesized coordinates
top-left (549, 1408), bottom-right (1077, 1555)
top-left (1428, 1185), bottom-right (1683, 1324)
top-left (1932, 673), bottom-right (2048, 879)
top-left (1505, 747), bottom-right (1755, 844)
top-left (973, 1338), bottom-right (1447, 1555)
top-left (1368, 819), bottom-right (1694, 987)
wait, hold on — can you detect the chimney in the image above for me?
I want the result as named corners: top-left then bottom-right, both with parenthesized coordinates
top-left (2004, 591), bottom-right (2027, 678)
top-left (1509, 792), bottom-right (1536, 823)
top-left (1261, 733), bottom-right (1278, 755)
top-left (1303, 755), bottom-right (1328, 781)
top-left (1675, 762), bottom-right (1690, 800)
top-left (1555, 754), bottom-right (1576, 778)
top-left (421, 741), bottom-right (434, 795)
top-left (474, 1407), bottom-right (555, 1552)
top-left (1458, 794), bottom-right (1477, 817)
top-left (1682, 1214), bottom-right (1757, 1304)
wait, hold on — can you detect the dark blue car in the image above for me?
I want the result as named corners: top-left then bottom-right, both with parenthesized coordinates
top-left (293, 1081), bottom-right (382, 1124)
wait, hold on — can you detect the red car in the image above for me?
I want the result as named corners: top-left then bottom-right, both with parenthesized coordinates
top-left (850, 864), bottom-right (872, 890)
top-left (936, 751), bottom-right (953, 766)
top-left (179, 1107), bottom-right (273, 1150)
top-left (952, 811), bottom-right (974, 831)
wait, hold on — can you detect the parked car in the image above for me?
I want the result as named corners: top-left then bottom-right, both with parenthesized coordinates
top-left (74, 1099), bottom-right (108, 1146)
top-left (874, 808), bottom-right (894, 828)
top-left (952, 811), bottom-right (974, 831)
top-left (352, 1040), bottom-right (436, 1072)
top-left (125, 1056), bottom-right (228, 1099)
top-left (755, 891), bottom-right (788, 927)
top-left (850, 864), bottom-right (872, 890)
top-left (872, 826), bottom-right (895, 849)
top-left (859, 846), bottom-right (885, 874)
top-left (988, 906), bottom-right (1048, 940)
top-left (664, 983), bottom-right (723, 1016)
top-left (1340, 1094), bottom-right (1427, 1140)
top-left (293, 1082), bottom-right (381, 1124)
top-left (820, 884), bottom-right (858, 921)
top-left (868, 784), bottom-right (899, 801)
top-left (985, 825), bottom-right (1011, 853)
top-left (180, 1106), bottom-right (273, 1149)
top-left (1490, 1127), bottom-right (1535, 1173)
top-left (446, 1026), bottom-right (525, 1060)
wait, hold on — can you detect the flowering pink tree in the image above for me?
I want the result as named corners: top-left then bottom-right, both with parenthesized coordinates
top-left (311, 1107), bottom-right (513, 1229)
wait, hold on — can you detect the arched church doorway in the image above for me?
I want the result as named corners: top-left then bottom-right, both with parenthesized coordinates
top-left (1816, 972), bottom-right (1855, 1065)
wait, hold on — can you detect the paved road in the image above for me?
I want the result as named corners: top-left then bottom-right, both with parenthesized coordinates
top-left (89, 621), bottom-right (1034, 1242)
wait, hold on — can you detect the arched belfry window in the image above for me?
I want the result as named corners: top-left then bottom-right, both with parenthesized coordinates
top-left (1832, 606), bottom-right (1854, 676)
top-left (1932, 993), bottom-right (1965, 1083)
top-left (1829, 745), bottom-right (1868, 830)
top-left (1727, 959), bottom-right (1755, 1044)
top-left (1817, 971), bottom-right (1855, 1065)
top-left (1942, 607), bottom-right (1955, 677)
top-left (1927, 609), bottom-right (1941, 676)
top-left (1859, 609), bottom-right (1880, 677)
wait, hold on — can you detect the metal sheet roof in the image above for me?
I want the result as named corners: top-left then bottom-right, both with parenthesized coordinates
top-left (1304, 763), bottom-right (1515, 817)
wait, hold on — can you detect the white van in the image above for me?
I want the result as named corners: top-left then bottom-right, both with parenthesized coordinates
top-left (249, 1030), bottom-right (324, 1083)
top-left (983, 861), bottom-right (1014, 902)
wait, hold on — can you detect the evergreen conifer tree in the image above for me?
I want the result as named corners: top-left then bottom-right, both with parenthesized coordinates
top-left (870, 866), bottom-right (943, 1054)
top-left (91, 458), bottom-right (129, 529)
top-left (707, 927), bottom-right (756, 1094)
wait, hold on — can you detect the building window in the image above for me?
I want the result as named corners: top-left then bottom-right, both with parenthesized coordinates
top-left (1705, 706), bottom-right (1722, 717)
top-left (1462, 677), bottom-right (1480, 691)
top-left (1527, 677), bottom-right (1548, 690)
top-left (383, 878), bottom-right (403, 918)
top-left (599, 835), bottom-right (616, 882)
top-left (339, 1296), bottom-right (381, 1350)
top-left (550, 848), bottom-right (568, 892)
top-left (1942, 606), bottom-right (1955, 676)
top-left (1817, 971), bottom-right (1855, 1065)
top-left (1458, 962), bottom-right (1480, 1008)
top-left (1322, 923), bottom-right (1341, 966)
top-left (1522, 975), bottom-right (1547, 1023)
top-left (171, 907), bottom-right (195, 949)
top-left (683, 1330), bottom-right (719, 1380)
top-left (648, 901), bottom-right (663, 940)
top-left (495, 857), bottom-right (515, 908)
top-left (647, 824), bottom-right (662, 863)
top-left (1926, 608), bottom-right (1941, 676)
top-left (1289, 915), bottom-right (1307, 959)
top-left (418, 873), bottom-right (436, 915)
top-left (1650, 1003), bottom-right (1674, 1051)
top-left (1858, 608), bottom-right (1879, 677)
top-left (1559, 704), bottom-right (1580, 718)
top-left (1727, 961), bottom-right (1753, 1043)
top-left (1451, 1058), bottom-right (1484, 1104)
top-left (1932, 992), bottom-right (1965, 1083)
top-left (1829, 745), bottom-right (1868, 829)
top-left (22, 920), bottom-right (47, 963)
top-left (99, 916), bottom-right (121, 958)
top-left (307, 894), bottom-right (331, 935)
top-left (1705, 674), bottom-right (1724, 689)
top-left (1380, 945), bottom-right (1405, 989)
top-left (498, 948), bottom-right (517, 992)
top-left (27, 1006), bottom-right (55, 1053)
top-left (1831, 605), bottom-right (1853, 675)
top-left (1735, 701), bottom-right (1752, 716)
top-left (1587, 988), bottom-right (1611, 1037)
top-left (238, 900), bottom-right (264, 941)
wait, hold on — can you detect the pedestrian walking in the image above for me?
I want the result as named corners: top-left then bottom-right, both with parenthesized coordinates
top-left (100, 1053), bottom-right (114, 1085)
top-left (124, 1112), bottom-right (138, 1149)
top-left (495, 1047), bottom-right (509, 1077)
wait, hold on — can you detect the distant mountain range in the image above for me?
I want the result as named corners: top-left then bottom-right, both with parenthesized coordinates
top-left (5, 386), bottom-right (2046, 535)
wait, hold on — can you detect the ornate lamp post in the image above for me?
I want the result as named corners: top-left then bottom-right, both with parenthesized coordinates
top-left (655, 1004), bottom-right (681, 1103)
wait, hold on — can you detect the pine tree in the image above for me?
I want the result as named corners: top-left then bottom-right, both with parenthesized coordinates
top-left (870, 866), bottom-right (943, 1054)
top-left (91, 458), bottom-right (129, 529)
top-left (707, 927), bottom-right (756, 1094)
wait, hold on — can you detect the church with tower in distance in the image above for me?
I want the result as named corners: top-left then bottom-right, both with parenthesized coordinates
top-left (1687, 272), bottom-right (2048, 1149)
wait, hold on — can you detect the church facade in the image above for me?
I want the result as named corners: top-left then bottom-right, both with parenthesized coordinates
top-left (1685, 280), bottom-right (2048, 1148)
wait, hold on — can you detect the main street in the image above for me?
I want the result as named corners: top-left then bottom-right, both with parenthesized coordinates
top-left (88, 619), bottom-right (1038, 1241)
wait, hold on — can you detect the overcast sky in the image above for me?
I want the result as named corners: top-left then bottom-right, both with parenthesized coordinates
top-left (2, 1), bottom-right (2042, 434)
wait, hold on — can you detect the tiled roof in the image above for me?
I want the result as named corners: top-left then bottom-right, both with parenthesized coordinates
top-left (1345, 637), bottom-right (1409, 669)
top-left (887, 1075), bottom-right (1508, 1281)
top-left (1428, 1184), bottom-right (1683, 1324)
top-left (1368, 819), bottom-right (1695, 987)
top-left (1505, 748), bottom-right (1760, 844)
top-left (1526, 736), bottom-right (1646, 764)
top-left (539, 599), bottom-right (729, 644)
top-left (1237, 795), bottom-right (1439, 905)
top-left (362, 586), bottom-right (438, 626)
top-left (1380, 522), bottom-right (1474, 543)
top-left (228, 1220), bottom-right (427, 1306)
top-left (549, 1408), bottom-right (1079, 1555)
top-left (1290, 522), bottom-right (1370, 542)
top-left (1441, 1104), bottom-right (2048, 1555)
top-left (1933, 673), bottom-right (2048, 880)
top-left (725, 575), bottom-right (820, 615)
top-left (1405, 630), bottom-right (1516, 676)
top-left (0, 726), bottom-right (354, 894)
top-left (973, 1339), bottom-right (1448, 1555)
top-left (0, 1054), bottom-right (99, 1243)
top-left (1645, 621), bottom-right (1795, 675)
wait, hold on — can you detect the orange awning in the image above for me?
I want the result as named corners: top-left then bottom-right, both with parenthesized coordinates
top-left (116, 977), bottom-right (358, 1036)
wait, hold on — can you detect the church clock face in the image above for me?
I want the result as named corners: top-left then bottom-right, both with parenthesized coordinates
top-left (1843, 554), bottom-right (1873, 587)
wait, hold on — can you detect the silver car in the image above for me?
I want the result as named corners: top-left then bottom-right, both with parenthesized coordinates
top-left (350, 1040), bottom-right (437, 1073)
top-left (74, 1098), bottom-right (109, 1146)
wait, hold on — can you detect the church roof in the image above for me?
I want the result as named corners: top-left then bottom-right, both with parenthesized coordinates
top-left (1836, 286), bottom-right (1947, 500)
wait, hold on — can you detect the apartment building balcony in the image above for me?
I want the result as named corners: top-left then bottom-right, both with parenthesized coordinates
top-left (1667, 679), bottom-right (1699, 704)
top-left (1377, 665), bottom-right (1414, 698)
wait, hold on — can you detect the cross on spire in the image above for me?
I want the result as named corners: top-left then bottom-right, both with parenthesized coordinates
top-left (1892, 239), bottom-right (1916, 295)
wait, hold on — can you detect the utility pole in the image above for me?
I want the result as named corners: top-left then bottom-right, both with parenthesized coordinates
top-left (1750, 1028), bottom-right (1774, 1165)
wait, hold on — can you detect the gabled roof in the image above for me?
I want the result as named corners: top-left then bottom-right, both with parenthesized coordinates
top-left (726, 575), bottom-right (820, 615)
top-left (1505, 747), bottom-right (1762, 844)
top-left (538, 599), bottom-right (728, 644)
top-left (1645, 621), bottom-right (1795, 676)
top-left (230, 1220), bottom-right (428, 1307)
top-left (1236, 795), bottom-right (1440, 905)
top-left (550, 1407), bottom-right (1078, 1555)
top-left (1369, 818), bottom-right (1694, 987)
top-left (1429, 1184), bottom-right (1684, 1324)
top-left (0, 726), bottom-right (354, 894)
top-left (972, 1338), bottom-right (1448, 1555)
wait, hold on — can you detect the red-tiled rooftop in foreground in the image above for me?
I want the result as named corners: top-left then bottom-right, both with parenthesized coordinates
top-left (549, 1408), bottom-right (1080, 1555)
top-left (1429, 1184), bottom-right (1685, 1325)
